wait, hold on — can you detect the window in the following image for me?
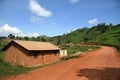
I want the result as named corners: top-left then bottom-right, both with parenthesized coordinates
top-left (53, 50), bottom-right (57, 53)
top-left (53, 50), bottom-right (58, 56)
top-left (34, 52), bottom-right (38, 58)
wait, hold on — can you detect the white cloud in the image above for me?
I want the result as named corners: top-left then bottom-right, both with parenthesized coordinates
top-left (88, 18), bottom-right (98, 24)
top-left (70, 0), bottom-right (79, 4)
top-left (0, 24), bottom-right (23, 36)
top-left (30, 16), bottom-right (45, 23)
top-left (0, 24), bottom-right (40, 37)
top-left (27, 33), bottom-right (40, 37)
top-left (29, 0), bottom-right (52, 17)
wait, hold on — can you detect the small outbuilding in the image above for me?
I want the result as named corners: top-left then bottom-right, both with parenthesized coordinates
top-left (2, 40), bottom-right (60, 67)
top-left (60, 48), bottom-right (67, 57)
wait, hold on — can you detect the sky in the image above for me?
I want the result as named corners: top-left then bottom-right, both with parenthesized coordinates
top-left (0, 0), bottom-right (120, 37)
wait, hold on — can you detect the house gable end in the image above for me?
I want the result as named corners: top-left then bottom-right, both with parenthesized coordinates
top-left (1, 40), bottom-right (14, 51)
top-left (2, 40), bottom-right (28, 52)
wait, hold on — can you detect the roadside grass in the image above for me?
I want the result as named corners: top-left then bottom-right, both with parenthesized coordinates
top-left (66, 45), bottom-right (100, 55)
top-left (60, 55), bottom-right (80, 61)
top-left (0, 51), bottom-right (61, 78)
top-left (0, 51), bottom-right (4, 61)
top-left (0, 45), bottom-right (99, 77)
top-left (0, 51), bottom-right (35, 77)
top-left (118, 49), bottom-right (120, 53)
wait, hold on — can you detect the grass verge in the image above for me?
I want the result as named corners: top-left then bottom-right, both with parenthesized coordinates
top-left (60, 55), bottom-right (80, 61)
top-left (0, 52), bottom-right (35, 77)
top-left (0, 45), bottom-right (99, 77)
top-left (66, 45), bottom-right (100, 55)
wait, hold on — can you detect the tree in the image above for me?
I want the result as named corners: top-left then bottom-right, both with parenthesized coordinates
top-left (24, 36), bottom-right (29, 41)
top-left (8, 34), bottom-right (15, 39)
top-left (83, 35), bottom-right (88, 44)
top-left (109, 23), bottom-right (113, 26)
top-left (36, 36), bottom-right (42, 41)
top-left (30, 37), bottom-right (35, 41)
top-left (41, 37), bottom-right (46, 42)
top-left (96, 23), bottom-right (109, 33)
top-left (57, 39), bottom-right (61, 45)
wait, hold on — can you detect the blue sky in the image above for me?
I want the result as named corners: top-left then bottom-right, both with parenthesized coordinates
top-left (0, 0), bottom-right (120, 37)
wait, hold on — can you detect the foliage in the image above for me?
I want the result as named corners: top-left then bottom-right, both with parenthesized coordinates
top-left (1, 23), bottom-right (120, 50)
top-left (0, 23), bottom-right (120, 77)
top-left (60, 55), bottom-right (80, 61)
top-left (66, 45), bottom-right (99, 55)
top-left (0, 40), bottom-right (6, 50)
top-left (0, 52), bottom-right (4, 61)
top-left (0, 51), bottom-right (58, 77)
top-left (0, 51), bottom-right (33, 77)
top-left (8, 34), bottom-right (15, 39)
top-left (60, 45), bottom-right (99, 61)
top-left (49, 23), bottom-right (120, 50)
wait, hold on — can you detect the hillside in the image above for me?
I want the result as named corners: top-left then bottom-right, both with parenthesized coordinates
top-left (0, 23), bottom-right (120, 50)
top-left (49, 23), bottom-right (120, 49)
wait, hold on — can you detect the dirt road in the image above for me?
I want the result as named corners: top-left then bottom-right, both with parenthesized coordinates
top-left (7, 46), bottom-right (120, 80)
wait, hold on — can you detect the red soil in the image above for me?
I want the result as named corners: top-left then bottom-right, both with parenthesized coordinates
top-left (6, 46), bottom-right (120, 80)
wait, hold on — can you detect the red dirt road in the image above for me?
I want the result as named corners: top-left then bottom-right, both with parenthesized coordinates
top-left (7, 46), bottom-right (120, 80)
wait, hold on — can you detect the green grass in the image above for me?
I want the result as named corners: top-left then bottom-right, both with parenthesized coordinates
top-left (0, 45), bottom-right (99, 77)
top-left (66, 45), bottom-right (99, 55)
top-left (118, 49), bottom-right (120, 53)
top-left (60, 45), bottom-right (99, 61)
top-left (0, 51), bottom-right (4, 61)
top-left (0, 51), bottom-right (35, 77)
top-left (60, 55), bottom-right (80, 61)
top-left (0, 64), bottom-right (32, 77)
top-left (0, 51), bottom-right (60, 77)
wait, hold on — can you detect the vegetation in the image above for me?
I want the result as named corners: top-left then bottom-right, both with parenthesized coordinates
top-left (0, 23), bottom-right (120, 77)
top-left (0, 45), bottom-right (99, 77)
top-left (60, 45), bottom-right (99, 61)
top-left (49, 23), bottom-right (120, 50)
top-left (66, 45), bottom-right (99, 55)
top-left (60, 55), bottom-right (80, 61)
top-left (0, 51), bottom-right (34, 77)
top-left (60, 45), bottom-right (99, 60)
top-left (1, 23), bottom-right (120, 50)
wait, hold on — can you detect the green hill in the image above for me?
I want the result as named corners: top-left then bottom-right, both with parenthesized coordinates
top-left (49, 23), bottom-right (120, 50)
top-left (0, 23), bottom-right (120, 50)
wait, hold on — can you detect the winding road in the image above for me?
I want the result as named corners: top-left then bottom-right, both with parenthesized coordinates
top-left (7, 46), bottom-right (120, 80)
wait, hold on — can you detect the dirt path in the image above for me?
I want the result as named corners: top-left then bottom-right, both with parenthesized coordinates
top-left (7, 46), bottom-right (120, 80)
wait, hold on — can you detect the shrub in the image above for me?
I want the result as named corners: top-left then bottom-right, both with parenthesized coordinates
top-left (66, 45), bottom-right (99, 55)
top-left (60, 55), bottom-right (80, 61)
top-left (104, 38), bottom-right (120, 49)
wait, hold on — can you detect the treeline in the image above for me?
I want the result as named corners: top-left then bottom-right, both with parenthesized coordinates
top-left (0, 35), bottom-right (50, 50)
top-left (50, 23), bottom-right (120, 50)
top-left (0, 23), bottom-right (120, 50)
top-left (0, 34), bottom-right (49, 42)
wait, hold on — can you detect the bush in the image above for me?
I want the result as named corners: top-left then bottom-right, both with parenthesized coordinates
top-left (0, 51), bottom-right (33, 77)
top-left (66, 45), bottom-right (99, 55)
top-left (103, 38), bottom-right (120, 49)
top-left (60, 55), bottom-right (80, 61)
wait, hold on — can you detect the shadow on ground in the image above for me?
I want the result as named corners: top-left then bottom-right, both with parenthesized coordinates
top-left (76, 68), bottom-right (120, 80)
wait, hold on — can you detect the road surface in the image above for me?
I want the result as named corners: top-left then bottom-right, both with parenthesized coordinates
top-left (7, 46), bottom-right (120, 80)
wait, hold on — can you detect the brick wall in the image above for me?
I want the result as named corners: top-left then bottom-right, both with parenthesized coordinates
top-left (28, 50), bottom-right (60, 67)
top-left (5, 43), bottom-right (30, 66)
top-left (5, 42), bottom-right (60, 67)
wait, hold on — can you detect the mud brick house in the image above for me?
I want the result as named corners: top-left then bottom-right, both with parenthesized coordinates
top-left (2, 40), bottom-right (60, 67)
